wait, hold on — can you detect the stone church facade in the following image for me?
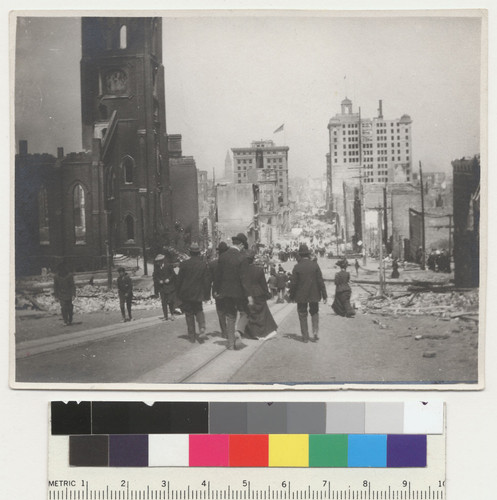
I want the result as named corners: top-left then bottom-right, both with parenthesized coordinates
top-left (15, 17), bottom-right (191, 276)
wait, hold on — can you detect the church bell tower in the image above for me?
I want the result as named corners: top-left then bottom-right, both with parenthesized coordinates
top-left (80, 17), bottom-right (172, 254)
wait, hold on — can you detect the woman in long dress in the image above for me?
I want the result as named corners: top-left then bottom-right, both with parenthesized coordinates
top-left (331, 259), bottom-right (355, 317)
top-left (244, 250), bottom-right (278, 339)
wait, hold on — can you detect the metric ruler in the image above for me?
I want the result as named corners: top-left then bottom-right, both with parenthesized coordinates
top-left (48, 402), bottom-right (445, 500)
top-left (47, 459), bottom-right (445, 500)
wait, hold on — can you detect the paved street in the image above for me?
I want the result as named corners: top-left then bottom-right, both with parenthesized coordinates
top-left (15, 258), bottom-right (478, 385)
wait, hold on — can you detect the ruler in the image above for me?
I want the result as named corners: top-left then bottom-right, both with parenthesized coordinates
top-left (48, 434), bottom-right (445, 500)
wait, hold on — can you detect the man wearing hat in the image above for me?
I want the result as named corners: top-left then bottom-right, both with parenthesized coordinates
top-left (176, 243), bottom-right (211, 343)
top-left (214, 232), bottom-right (251, 350)
top-left (117, 267), bottom-right (133, 323)
top-left (209, 241), bottom-right (229, 338)
top-left (154, 253), bottom-right (178, 321)
top-left (289, 243), bottom-right (327, 343)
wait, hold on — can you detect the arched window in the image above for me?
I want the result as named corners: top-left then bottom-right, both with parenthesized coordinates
top-left (121, 156), bottom-right (134, 184)
top-left (73, 184), bottom-right (86, 245)
top-left (125, 215), bottom-right (135, 242)
top-left (120, 25), bottom-right (127, 49)
top-left (38, 186), bottom-right (49, 245)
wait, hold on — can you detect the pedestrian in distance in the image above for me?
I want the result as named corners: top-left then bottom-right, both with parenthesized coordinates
top-left (275, 265), bottom-right (287, 303)
top-left (209, 241), bottom-right (229, 338)
top-left (289, 243), bottom-right (327, 343)
top-left (117, 267), bottom-right (133, 322)
top-left (391, 258), bottom-right (400, 279)
top-left (214, 232), bottom-right (250, 350)
top-left (53, 262), bottom-right (76, 326)
top-left (354, 258), bottom-right (360, 277)
top-left (331, 259), bottom-right (355, 318)
top-left (267, 273), bottom-right (278, 299)
top-left (154, 254), bottom-right (178, 321)
top-left (244, 250), bottom-right (278, 340)
top-left (176, 242), bottom-right (211, 343)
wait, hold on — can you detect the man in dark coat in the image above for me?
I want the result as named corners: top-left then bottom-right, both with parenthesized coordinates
top-left (209, 241), bottom-right (229, 338)
top-left (289, 243), bottom-right (327, 343)
top-left (214, 232), bottom-right (251, 350)
top-left (154, 254), bottom-right (178, 321)
top-left (53, 262), bottom-right (76, 326)
top-left (176, 243), bottom-right (210, 343)
top-left (117, 267), bottom-right (133, 322)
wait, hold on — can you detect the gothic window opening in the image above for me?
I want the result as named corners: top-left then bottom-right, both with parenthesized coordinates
top-left (38, 186), bottom-right (49, 245)
top-left (122, 156), bottom-right (134, 184)
top-left (125, 214), bottom-right (135, 242)
top-left (73, 184), bottom-right (87, 245)
top-left (120, 25), bottom-right (127, 49)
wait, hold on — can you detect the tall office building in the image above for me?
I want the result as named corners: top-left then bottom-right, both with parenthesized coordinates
top-left (327, 98), bottom-right (412, 201)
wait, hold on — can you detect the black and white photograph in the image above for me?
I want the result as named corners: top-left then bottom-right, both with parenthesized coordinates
top-left (12, 10), bottom-right (485, 388)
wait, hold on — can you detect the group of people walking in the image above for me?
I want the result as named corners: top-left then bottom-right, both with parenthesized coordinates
top-left (52, 232), bottom-right (356, 344)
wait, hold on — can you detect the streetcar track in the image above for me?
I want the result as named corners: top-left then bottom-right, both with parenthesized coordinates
top-left (179, 302), bottom-right (293, 384)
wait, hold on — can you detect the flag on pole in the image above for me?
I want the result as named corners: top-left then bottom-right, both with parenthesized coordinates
top-left (273, 123), bottom-right (284, 134)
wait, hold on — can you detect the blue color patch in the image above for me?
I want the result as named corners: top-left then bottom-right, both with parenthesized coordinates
top-left (348, 435), bottom-right (387, 467)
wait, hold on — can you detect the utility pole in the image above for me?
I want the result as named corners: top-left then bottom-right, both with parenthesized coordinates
top-left (342, 181), bottom-right (349, 253)
top-left (335, 214), bottom-right (340, 256)
top-left (357, 107), bottom-right (367, 266)
top-left (419, 161), bottom-right (426, 270)
top-left (448, 214), bottom-right (452, 259)
top-left (383, 183), bottom-right (388, 249)
top-left (377, 207), bottom-right (385, 296)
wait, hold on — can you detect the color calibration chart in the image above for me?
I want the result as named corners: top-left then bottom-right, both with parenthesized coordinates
top-left (48, 401), bottom-right (446, 499)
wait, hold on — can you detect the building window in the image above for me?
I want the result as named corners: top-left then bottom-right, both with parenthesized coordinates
top-left (120, 25), bottom-right (127, 49)
top-left (122, 156), bottom-right (134, 184)
top-left (125, 214), bottom-right (135, 242)
top-left (38, 186), bottom-right (49, 245)
top-left (73, 184), bottom-right (86, 245)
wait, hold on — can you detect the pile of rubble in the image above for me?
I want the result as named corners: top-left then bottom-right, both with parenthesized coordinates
top-left (16, 284), bottom-right (161, 315)
top-left (358, 287), bottom-right (479, 320)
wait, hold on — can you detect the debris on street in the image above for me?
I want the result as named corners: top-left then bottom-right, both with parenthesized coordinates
top-left (16, 283), bottom-right (159, 315)
top-left (358, 287), bottom-right (478, 319)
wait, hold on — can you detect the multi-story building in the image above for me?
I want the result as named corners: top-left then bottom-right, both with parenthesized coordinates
top-left (168, 134), bottom-right (200, 250)
top-left (326, 98), bottom-right (413, 253)
top-left (327, 98), bottom-right (412, 199)
top-left (231, 140), bottom-right (289, 206)
top-left (228, 140), bottom-right (290, 242)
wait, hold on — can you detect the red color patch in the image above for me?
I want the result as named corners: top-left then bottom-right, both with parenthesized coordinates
top-left (229, 434), bottom-right (268, 467)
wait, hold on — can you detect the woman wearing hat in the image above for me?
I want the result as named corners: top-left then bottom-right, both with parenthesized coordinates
top-left (331, 259), bottom-right (355, 318)
top-left (244, 250), bottom-right (278, 340)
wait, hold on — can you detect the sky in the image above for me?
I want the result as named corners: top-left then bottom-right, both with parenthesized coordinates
top-left (15, 13), bottom-right (482, 178)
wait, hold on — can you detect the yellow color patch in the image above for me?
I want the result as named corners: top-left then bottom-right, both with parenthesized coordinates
top-left (268, 434), bottom-right (309, 467)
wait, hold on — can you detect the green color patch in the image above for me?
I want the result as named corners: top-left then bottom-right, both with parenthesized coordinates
top-left (309, 434), bottom-right (348, 467)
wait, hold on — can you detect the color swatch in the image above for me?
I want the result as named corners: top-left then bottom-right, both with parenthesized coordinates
top-left (53, 401), bottom-right (441, 469)
top-left (66, 432), bottom-right (428, 468)
top-left (51, 401), bottom-right (443, 436)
